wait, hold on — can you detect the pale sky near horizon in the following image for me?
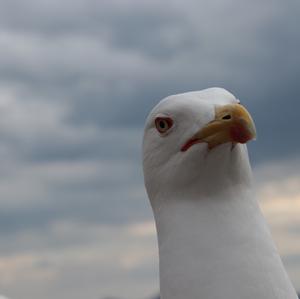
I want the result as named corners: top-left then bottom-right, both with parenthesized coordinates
top-left (0, 0), bottom-right (299, 298)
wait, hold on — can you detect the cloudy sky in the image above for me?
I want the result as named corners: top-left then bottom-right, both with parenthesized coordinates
top-left (0, 0), bottom-right (299, 298)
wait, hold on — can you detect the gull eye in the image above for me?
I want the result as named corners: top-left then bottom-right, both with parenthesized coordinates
top-left (155, 117), bottom-right (173, 134)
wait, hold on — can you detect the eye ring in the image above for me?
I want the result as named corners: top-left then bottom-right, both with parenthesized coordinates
top-left (155, 117), bottom-right (173, 134)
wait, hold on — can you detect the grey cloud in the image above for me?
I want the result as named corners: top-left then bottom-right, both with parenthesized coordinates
top-left (284, 254), bottom-right (300, 267)
top-left (0, 0), bottom-right (298, 238)
top-left (23, 127), bottom-right (143, 162)
top-left (0, 157), bottom-right (149, 236)
top-left (0, 0), bottom-right (299, 298)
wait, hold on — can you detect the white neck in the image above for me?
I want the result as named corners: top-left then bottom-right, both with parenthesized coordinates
top-left (147, 147), bottom-right (297, 299)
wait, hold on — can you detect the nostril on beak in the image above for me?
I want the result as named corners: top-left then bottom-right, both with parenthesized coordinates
top-left (222, 114), bottom-right (231, 120)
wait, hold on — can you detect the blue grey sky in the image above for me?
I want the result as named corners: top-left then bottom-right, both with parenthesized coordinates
top-left (0, 0), bottom-right (299, 299)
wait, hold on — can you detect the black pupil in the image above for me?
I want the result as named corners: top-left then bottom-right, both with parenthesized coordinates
top-left (222, 114), bottom-right (231, 120)
top-left (159, 120), bottom-right (166, 129)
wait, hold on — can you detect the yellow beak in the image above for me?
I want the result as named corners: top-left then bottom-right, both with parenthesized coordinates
top-left (181, 104), bottom-right (256, 151)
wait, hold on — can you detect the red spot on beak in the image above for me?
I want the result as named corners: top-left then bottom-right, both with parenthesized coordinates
top-left (230, 122), bottom-right (253, 144)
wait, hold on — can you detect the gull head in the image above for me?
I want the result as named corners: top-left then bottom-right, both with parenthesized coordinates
top-left (143, 88), bottom-right (256, 199)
